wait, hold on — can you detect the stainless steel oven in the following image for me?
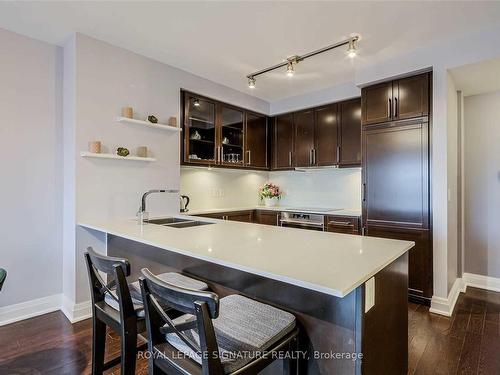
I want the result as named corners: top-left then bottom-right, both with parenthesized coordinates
top-left (279, 211), bottom-right (325, 231)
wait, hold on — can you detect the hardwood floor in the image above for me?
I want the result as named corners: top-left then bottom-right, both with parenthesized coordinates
top-left (408, 287), bottom-right (500, 374)
top-left (0, 287), bottom-right (498, 374)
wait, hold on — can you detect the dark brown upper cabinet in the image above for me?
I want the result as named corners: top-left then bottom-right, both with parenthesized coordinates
top-left (393, 74), bottom-right (429, 121)
top-left (273, 113), bottom-right (294, 169)
top-left (245, 112), bottom-right (268, 169)
top-left (272, 98), bottom-right (360, 170)
top-left (339, 98), bottom-right (362, 166)
top-left (362, 72), bottom-right (429, 126)
top-left (183, 93), bottom-right (217, 165)
top-left (314, 104), bottom-right (339, 166)
top-left (181, 90), bottom-right (269, 170)
top-left (361, 82), bottom-right (392, 126)
top-left (294, 109), bottom-right (315, 167)
top-left (219, 104), bottom-right (244, 166)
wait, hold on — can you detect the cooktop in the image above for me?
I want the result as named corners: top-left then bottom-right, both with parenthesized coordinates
top-left (284, 207), bottom-right (342, 213)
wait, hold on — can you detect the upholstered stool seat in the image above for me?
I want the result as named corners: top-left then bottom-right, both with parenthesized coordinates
top-left (104, 272), bottom-right (209, 317)
top-left (162, 294), bottom-right (296, 373)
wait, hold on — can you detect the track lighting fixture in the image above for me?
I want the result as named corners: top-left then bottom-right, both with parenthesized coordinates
top-left (248, 76), bottom-right (256, 89)
top-left (246, 35), bottom-right (359, 88)
top-left (193, 98), bottom-right (200, 107)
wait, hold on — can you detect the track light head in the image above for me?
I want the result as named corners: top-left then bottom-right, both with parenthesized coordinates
top-left (347, 39), bottom-right (357, 58)
top-left (248, 77), bottom-right (256, 89)
top-left (286, 61), bottom-right (295, 77)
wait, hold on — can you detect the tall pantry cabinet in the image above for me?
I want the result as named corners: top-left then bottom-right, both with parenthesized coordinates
top-left (361, 72), bottom-right (432, 305)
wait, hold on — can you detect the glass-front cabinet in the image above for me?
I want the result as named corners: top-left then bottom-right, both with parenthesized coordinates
top-left (184, 94), bottom-right (217, 164)
top-left (220, 105), bottom-right (244, 166)
top-left (182, 91), bottom-right (268, 169)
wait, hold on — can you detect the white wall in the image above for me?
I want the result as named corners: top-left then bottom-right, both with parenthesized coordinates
top-left (180, 167), bottom-right (362, 212)
top-left (63, 34), bottom-right (270, 310)
top-left (446, 72), bottom-right (459, 292)
top-left (0, 29), bottom-right (62, 307)
top-left (463, 91), bottom-right (500, 278)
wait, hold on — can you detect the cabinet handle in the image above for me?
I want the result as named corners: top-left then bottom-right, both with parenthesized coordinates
top-left (248, 150), bottom-right (252, 165)
top-left (328, 221), bottom-right (354, 227)
top-left (336, 145), bottom-right (341, 164)
top-left (388, 98), bottom-right (392, 118)
top-left (220, 146), bottom-right (224, 163)
top-left (288, 151), bottom-right (292, 166)
top-left (362, 183), bottom-right (366, 201)
top-left (276, 214), bottom-right (280, 226)
top-left (394, 97), bottom-right (398, 117)
top-left (310, 149), bottom-right (314, 165)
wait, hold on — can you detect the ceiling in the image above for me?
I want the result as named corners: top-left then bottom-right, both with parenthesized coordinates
top-left (1, 1), bottom-right (500, 102)
top-left (450, 58), bottom-right (500, 97)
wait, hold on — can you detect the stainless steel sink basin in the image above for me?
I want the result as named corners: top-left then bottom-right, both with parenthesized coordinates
top-left (149, 217), bottom-right (194, 225)
top-left (148, 217), bottom-right (214, 228)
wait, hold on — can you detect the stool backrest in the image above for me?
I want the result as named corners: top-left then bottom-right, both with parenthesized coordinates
top-left (84, 247), bottom-right (136, 320)
top-left (140, 268), bottom-right (223, 374)
top-left (0, 268), bottom-right (6, 291)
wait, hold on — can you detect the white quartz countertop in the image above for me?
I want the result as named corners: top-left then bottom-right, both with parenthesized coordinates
top-left (187, 206), bottom-right (361, 217)
top-left (79, 216), bottom-right (412, 298)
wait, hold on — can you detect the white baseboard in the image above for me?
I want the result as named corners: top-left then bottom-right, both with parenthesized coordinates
top-left (0, 294), bottom-right (62, 326)
top-left (429, 278), bottom-right (466, 317)
top-left (463, 272), bottom-right (500, 293)
top-left (61, 296), bottom-right (92, 323)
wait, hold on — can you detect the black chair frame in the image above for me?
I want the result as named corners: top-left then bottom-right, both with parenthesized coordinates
top-left (140, 268), bottom-right (299, 375)
top-left (84, 247), bottom-right (148, 375)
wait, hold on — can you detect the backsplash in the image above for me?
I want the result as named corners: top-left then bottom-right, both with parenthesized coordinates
top-left (180, 167), bottom-right (362, 211)
top-left (270, 168), bottom-right (362, 210)
top-left (180, 167), bottom-right (268, 211)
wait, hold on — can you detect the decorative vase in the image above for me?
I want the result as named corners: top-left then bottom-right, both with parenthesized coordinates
top-left (121, 107), bottom-right (133, 119)
top-left (88, 141), bottom-right (101, 154)
top-left (263, 197), bottom-right (278, 207)
top-left (136, 146), bottom-right (148, 158)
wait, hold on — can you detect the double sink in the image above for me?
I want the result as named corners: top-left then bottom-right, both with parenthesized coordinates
top-left (148, 217), bottom-right (213, 229)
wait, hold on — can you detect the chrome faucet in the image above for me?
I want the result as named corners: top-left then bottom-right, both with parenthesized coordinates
top-left (138, 189), bottom-right (179, 217)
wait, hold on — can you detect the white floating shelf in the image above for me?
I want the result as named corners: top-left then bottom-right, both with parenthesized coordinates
top-left (116, 117), bottom-right (182, 132)
top-left (80, 152), bottom-right (156, 162)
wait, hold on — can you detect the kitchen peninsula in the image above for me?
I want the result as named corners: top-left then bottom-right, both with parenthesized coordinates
top-left (79, 216), bottom-right (413, 374)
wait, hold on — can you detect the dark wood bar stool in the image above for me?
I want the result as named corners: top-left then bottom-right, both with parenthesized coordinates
top-left (139, 268), bottom-right (300, 375)
top-left (84, 247), bottom-right (208, 375)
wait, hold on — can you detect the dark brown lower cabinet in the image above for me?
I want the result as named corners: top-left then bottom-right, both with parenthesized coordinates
top-left (254, 210), bottom-right (281, 226)
top-left (196, 210), bottom-right (253, 223)
top-left (365, 225), bottom-right (432, 305)
top-left (325, 215), bottom-right (360, 235)
top-left (225, 210), bottom-right (254, 223)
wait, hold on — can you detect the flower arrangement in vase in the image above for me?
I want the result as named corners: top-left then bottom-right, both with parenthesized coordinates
top-left (259, 182), bottom-right (282, 207)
